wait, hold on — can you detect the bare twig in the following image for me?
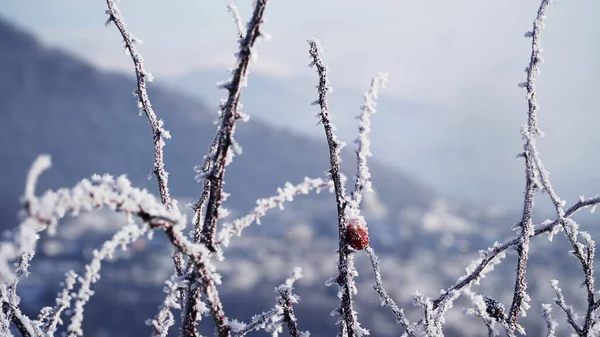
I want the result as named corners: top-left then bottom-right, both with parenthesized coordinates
top-left (507, 1), bottom-right (552, 332)
top-left (308, 38), bottom-right (367, 337)
top-left (39, 270), bottom-right (77, 335)
top-left (180, 2), bottom-right (270, 336)
top-left (541, 303), bottom-right (558, 337)
top-left (351, 73), bottom-right (388, 207)
top-left (200, 0), bottom-right (269, 254)
top-left (216, 177), bottom-right (333, 247)
top-left (550, 280), bottom-right (582, 334)
top-left (276, 267), bottom-right (305, 337)
top-left (104, 0), bottom-right (174, 210)
top-left (365, 247), bottom-right (414, 336)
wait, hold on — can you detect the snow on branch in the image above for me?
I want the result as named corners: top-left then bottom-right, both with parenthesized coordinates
top-left (2, 159), bottom-right (181, 285)
top-left (104, 0), bottom-right (174, 210)
top-left (541, 303), bottom-right (558, 337)
top-left (177, 1), bottom-right (271, 336)
top-left (227, 2), bottom-right (245, 40)
top-left (230, 267), bottom-right (308, 337)
top-left (365, 247), bottom-right (414, 336)
top-left (308, 38), bottom-right (369, 337)
top-left (199, 0), bottom-right (269, 255)
top-left (216, 177), bottom-right (333, 247)
top-left (38, 270), bottom-right (77, 335)
top-left (0, 156), bottom-right (231, 337)
top-left (275, 267), bottom-right (305, 337)
top-left (507, 0), bottom-right (552, 332)
top-left (67, 222), bottom-right (149, 337)
top-left (351, 73), bottom-right (388, 207)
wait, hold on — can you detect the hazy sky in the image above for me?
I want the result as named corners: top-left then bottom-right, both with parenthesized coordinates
top-left (1, 0), bottom-right (599, 211)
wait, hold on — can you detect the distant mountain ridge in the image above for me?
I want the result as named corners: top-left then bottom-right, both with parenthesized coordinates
top-left (0, 15), bottom-right (457, 231)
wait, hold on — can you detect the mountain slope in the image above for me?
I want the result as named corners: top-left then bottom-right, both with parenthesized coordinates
top-left (0, 17), bottom-right (442, 233)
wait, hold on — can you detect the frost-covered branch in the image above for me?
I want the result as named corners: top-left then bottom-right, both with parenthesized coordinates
top-left (351, 73), bottom-right (388, 207)
top-left (200, 0), bottom-right (269, 254)
top-left (230, 268), bottom-right (307, 337)
top-left (550, 280), bottom-right (581, 334)
top-left (275, 267), bottom-right (305, 337)
top-left (365, 247), bottom-right (414, 336)
top-left (148, 275), bottom-right (187, 337)
top-left (432, 196), bottom-right (600, 310)
top-left (177, 2), bottom-right (270, 336)
top-left (103, 5), bottom-right (188, 325)
top-left (68, 222), bottom-right (149, 337)
top-left (227, 2), bottom-right (245, 40)
top-left (1, 171), bottom-right (181, 284)
top-left (507, 1), bottom-right (552, 332)
top-left (2, 288), bottom-right (37, 337)
top-left (0, 156), bottom-right (234, 337)
top-left (308, 38), bottom-right (367, 337)
top-left (104, 0), bottom-right (173, 210)
top-left (541, 303), bottom-right (558, 337)
top-left (38, 270), bottom-right (77, 335)
top-left (216, 177), bottom-right (333, 247)
top-left (10, 155), bottom-right (52, 299)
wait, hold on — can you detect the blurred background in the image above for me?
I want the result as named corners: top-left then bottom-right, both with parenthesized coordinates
top-left (0, 0), bottom-right (599, 336)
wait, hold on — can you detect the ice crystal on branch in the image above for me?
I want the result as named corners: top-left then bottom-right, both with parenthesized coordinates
top-left (2, 1), bottom-right (600, 337)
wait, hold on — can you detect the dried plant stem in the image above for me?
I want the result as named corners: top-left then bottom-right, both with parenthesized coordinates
top-left (200, 0), bottom-right (269, 254)
top-left (308, 38), bottom-right (360, 337)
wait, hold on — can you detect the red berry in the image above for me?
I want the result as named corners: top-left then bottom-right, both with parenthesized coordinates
top-left (346, 219), bottom-right (369, 250)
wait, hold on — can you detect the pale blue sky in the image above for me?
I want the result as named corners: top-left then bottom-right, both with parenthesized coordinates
top-left (1, 0), bottom-right (599, 210)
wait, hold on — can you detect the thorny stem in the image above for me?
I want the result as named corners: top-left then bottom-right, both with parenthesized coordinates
top-left (184, 2), bottom-right (269, 337)
top-left (308, 38), bottom-right (358, 337)
top-left (200, 0), bottom-right (268, 254)
top-left (507, 0), bottom-right (552, 333)
top-left (103, 3), bottom-right (191, 337)
top-left (104, 0), bottom-right (173, 210)
top-left (277, 286), bottom-right (301, 337)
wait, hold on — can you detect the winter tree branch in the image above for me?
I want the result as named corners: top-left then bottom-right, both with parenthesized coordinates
top-left (308, 38), bottom-right (368, 337)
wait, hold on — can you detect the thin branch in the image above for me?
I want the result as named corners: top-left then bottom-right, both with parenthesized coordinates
top-left (230, 268), bottom-right (306, 337)
top-left (1, 284), bottom-right (38, 337)
top-left (433, 196), bottom-right (600, 309)
top-left (227, 2), bottom-right (245, 40)
top-left (178, 2), bottom-right (270, 337)
top-left (103, 7), bottom-right (188, 332)
top-left (230, 309), bottom-right (280, 337)
top-left (216, 177), bottom-right (333, 247)
top-left (507, 1), bottom-right (552, 332)
top-left (200, 0), bottom-right (269, 254)
top-left (147, 275), bottom-right (183, 337)
top-left (68, 222), bottom-right (149, 337)
top-left (351, 73), bottom-right (388, 207)
top-left (308, 38), bottom-right (362, 337)
top-left (39, 270), bottom-right (78, 335)
top-left (541, 303), bottom-right (558, 337)
top-left (365, 247), bottom-right (414, 336)
top-left (550, 279), bottom-right (582, 334)
top-left (276, 267), bottom-right (304, 337)
top-left (104, 0), bottom-right (174, 210)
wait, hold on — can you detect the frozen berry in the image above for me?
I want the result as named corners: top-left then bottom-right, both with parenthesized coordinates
top-left (346, 219), bottom-right (369, 250)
